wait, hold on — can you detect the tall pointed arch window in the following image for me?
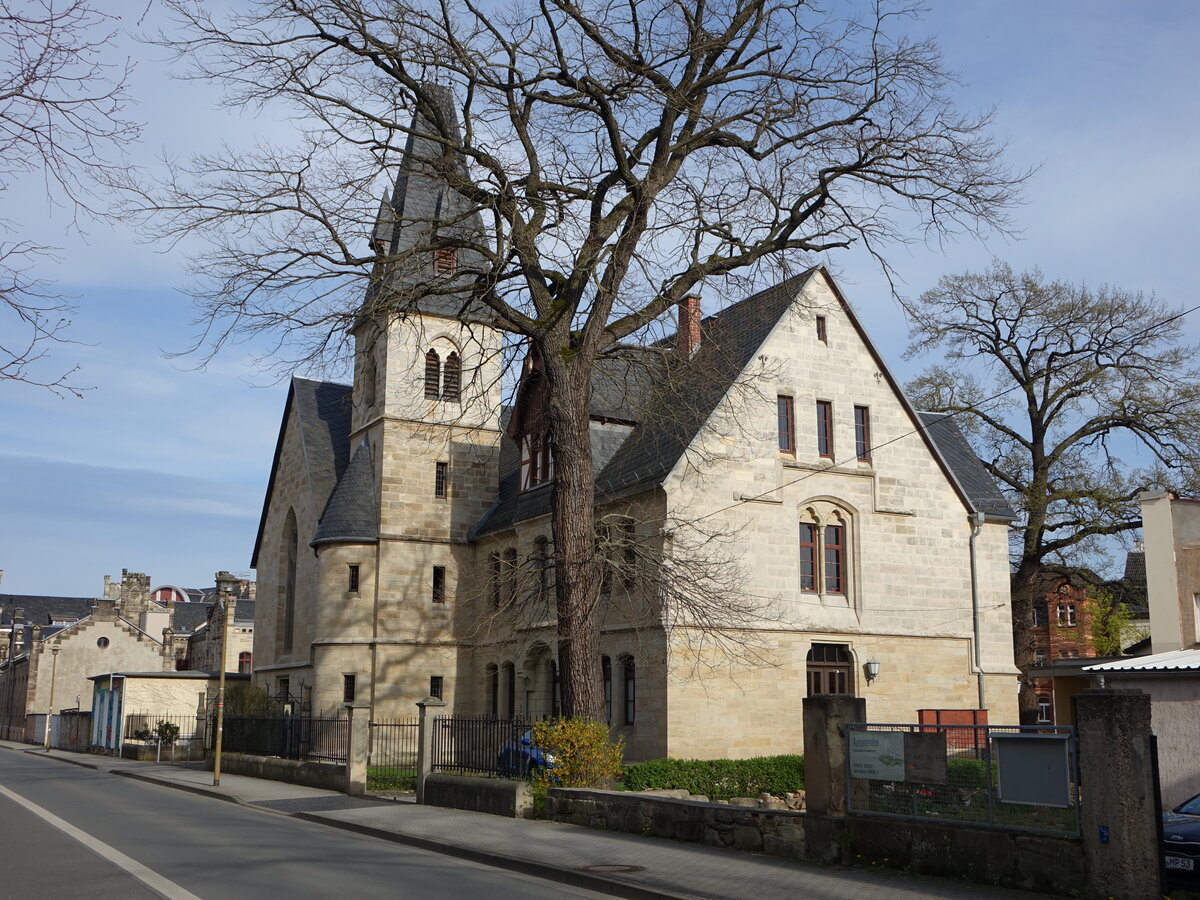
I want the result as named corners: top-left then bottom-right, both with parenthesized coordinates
top-left (442, 352), bottom-right (461, 401)
top-left (282, 509), bottom-right (298, 653)
top-left (424, 350), bottom-right (441, 398)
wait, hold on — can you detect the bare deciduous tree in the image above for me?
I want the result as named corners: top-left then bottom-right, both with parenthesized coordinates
top-left (130, 0), bottom-right (1021, 718)
top-left (0, 0), bottom-right (138, 395)
top-left (905, 261), bottom-right (1200, 721)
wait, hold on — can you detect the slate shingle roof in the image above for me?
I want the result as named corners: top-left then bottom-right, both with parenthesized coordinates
top-left (0, 594), bottom-right (93, 627)
top-left (473, 271), bottom-right (813, 536)
top-left (312, 440), bottom-right (378, 547)
top-left (251, 377), bottom-right (354, 567)
top-left (917, 412), bottom-right (1016, 519)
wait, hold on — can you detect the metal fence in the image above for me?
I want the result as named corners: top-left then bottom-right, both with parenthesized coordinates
top-left (845, 722), bottom-right (1080, 836)
top-left (369, 719), bottom-right (419, 791)
top-left (121, 713), bottom-right (209, 763)
top-left (432, 715), bottom-right (531, 777)
top-left (215, 715), bottom-right (349, 763)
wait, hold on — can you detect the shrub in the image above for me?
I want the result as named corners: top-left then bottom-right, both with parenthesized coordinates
top-left (155, 721), bottom-right (181, 745)
top-left (224, 682), bottom-right (273, 716)
top-left (946, 757), bottom-right (995, 790)
top-left (531, 717), bottom-right (624, 789)
top-left (622, 755), bottom-right (805, 800)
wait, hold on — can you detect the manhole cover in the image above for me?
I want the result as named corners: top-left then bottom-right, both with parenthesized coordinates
top-left (579, 864), bottom-right (646, 874)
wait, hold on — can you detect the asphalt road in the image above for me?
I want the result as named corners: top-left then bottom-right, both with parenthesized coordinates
top-left (0, 751), bottom-right (608, 900)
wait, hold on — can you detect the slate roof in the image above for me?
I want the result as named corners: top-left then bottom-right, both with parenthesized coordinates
top-left (0, 594), bottom-right (93, 627)
top-left (917, 412), bottom-right (1017, 520)
top-left (312, 440), bottom-right (378, 547)
top-left (367, 84), bottom-right (492, 324)
top-left (473, 271), bottom-right (811, 536)
top-left (251, 377), bottom-right (354, 567)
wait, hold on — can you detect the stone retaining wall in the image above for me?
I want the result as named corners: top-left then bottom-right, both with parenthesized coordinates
top-left (209, 752), bottom-right (347, 792)
top-left (547, 788), bottom-right (1084, 895)
top-left (423, 773), bottom-right (532, 818)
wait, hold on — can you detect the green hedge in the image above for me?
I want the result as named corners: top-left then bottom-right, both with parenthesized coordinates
top-left (621, 755), bottom-right (805, 801)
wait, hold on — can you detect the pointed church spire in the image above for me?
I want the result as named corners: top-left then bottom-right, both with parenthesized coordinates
top-left (365, 85), bottom-right (490, 324)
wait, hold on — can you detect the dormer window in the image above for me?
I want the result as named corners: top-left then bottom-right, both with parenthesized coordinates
top-left (434, 247), bottom-right (458, 276)
top-left (520, 433), bottom-right (553, 489)
top-left (509, 347), bottom-right (554, 491)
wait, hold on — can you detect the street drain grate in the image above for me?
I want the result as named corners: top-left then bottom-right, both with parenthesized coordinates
top-left (579, 864), bottom-right (646, 874)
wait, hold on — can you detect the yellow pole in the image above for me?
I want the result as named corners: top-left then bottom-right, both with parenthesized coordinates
top-left (212, 590), bottom-right (235, 786)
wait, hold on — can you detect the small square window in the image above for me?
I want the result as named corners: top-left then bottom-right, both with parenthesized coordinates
top-left (343, 674), bottom-right (357, 703)
top-left (429, 675), bottom-right (444, 700)
top-left (348, 564), bottom-right (360, 593)
top-left (435, 461), bottom-right (448, 498)
top-left (432, 566), bottom-right (446, 604)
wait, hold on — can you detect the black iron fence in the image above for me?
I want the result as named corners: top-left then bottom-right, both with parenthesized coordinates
top-left (432, 715), bottom-right (531, 777)
top-left (845, 722), bottom-right (1080, 835)
top-left (369, 719), bottom-right (419, 791)
top-left (215, 715), bottom-right (349, 763)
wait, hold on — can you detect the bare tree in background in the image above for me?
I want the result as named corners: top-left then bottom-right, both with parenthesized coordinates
top-left (905, 261), bottom-right (1200, 722)
top-left (0, 0), bottom-right (138, 395)
top-left (129, 0), bottom-right (1022, 719)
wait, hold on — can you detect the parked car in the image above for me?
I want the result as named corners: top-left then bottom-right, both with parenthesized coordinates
top-left (1163, 793), bottom-right (1200, 886)
top-left (496, 729), bottom-right (556, 777)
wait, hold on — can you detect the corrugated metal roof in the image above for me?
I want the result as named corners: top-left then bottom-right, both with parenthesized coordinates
top-left (1084, 648), bottom-right (1200, 672)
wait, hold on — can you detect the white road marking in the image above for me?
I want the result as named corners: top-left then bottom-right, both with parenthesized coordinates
top-left (0, 782), bottom-right (203, 900)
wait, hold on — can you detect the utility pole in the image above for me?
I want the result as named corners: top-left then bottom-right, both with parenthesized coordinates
top-left (43, 645), bottom-right (59, 751)
top-left (212, 572), bottom-right (237, 787)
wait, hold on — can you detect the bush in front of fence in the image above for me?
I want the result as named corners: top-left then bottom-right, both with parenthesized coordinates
top-left (531, 717), bottom-right (624, 789)
top-left (621, 755), bottom-right (805, 801)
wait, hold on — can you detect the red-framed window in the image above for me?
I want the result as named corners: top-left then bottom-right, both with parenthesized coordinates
top-left (854, 406), bottom-right (871, 462)
top-left (824, 524), bottom-right (845, 594)
top-left (434, 247), bottom-right (458, 275)
top-left (816, 401), bottom-right (833, 458)
top-left (777, 395), bottom-right (795, 453)
top-left (799, 524), bottom-right (818, 592)
top-left (237, 651), bottom-right (253, 674)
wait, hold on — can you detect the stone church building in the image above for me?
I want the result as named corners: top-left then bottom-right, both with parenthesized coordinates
top-left (250, 96), bottom-right (1020, 760)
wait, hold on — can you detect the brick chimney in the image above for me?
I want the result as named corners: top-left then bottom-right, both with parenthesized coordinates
top-left (678, 295), bottom-right (701, 356)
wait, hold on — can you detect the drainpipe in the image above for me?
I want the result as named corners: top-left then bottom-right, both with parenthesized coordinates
top-left (969, 511), bottom-right (987, 711)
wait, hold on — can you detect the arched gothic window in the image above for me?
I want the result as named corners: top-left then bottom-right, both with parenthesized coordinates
top-left (424, 350), bottom-right (441, 398)
top-left (442, 352), bottom-right (461, 401)
top-left (798, 502), bottom-right (854, 601)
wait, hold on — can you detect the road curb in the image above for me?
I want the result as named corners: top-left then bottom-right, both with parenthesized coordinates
top-left (18, 748), bottom-right (101, 771)
top-left (291, 811), bottom-right (698, 900)
top-left (109, 769), bottom-right (248, 806)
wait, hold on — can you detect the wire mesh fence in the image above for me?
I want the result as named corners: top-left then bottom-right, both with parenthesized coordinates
top-left (845, 722), bottom-right (1080, 835)
top-left (216, 715), bottom-right (349, 763)
top-left (369, 719), bottom-right (419, 791)
top-left (432, 716), bottom-right (532, 777)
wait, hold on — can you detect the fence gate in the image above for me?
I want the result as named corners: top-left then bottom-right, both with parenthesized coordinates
top-left (369, 720), bottom-right (419, 791)
top-left (844, 722), bottom-right (1080, 836)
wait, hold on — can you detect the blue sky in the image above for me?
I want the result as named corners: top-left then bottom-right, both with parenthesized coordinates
top-left (2, 1), bottom-right (1199, 597)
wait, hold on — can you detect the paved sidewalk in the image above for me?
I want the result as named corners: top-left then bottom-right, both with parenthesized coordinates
top-left (5, 742), bottom-right (1058, 900)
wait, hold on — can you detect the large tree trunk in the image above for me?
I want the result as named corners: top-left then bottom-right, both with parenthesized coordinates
top-left (544, 348), bottom-right (604, 721)
top-left (1010, 559), bottom-right (1045, 726)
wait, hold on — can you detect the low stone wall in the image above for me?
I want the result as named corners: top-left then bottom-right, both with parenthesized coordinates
top-left (210, 753), bottom-right (347, 792)
top-left (423, 773), bottom-right (532, 818)
top-left (546, 788), bottom-right (806, 857)
top-left (548, 788), bottom-right (1084, 896)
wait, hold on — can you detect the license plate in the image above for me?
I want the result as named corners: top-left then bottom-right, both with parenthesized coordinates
top-left (1166, 856), bottom-right (1195, 871)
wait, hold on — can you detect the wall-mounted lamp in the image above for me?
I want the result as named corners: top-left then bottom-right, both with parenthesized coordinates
top-left (864, 659), bottom-right (881, 684)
